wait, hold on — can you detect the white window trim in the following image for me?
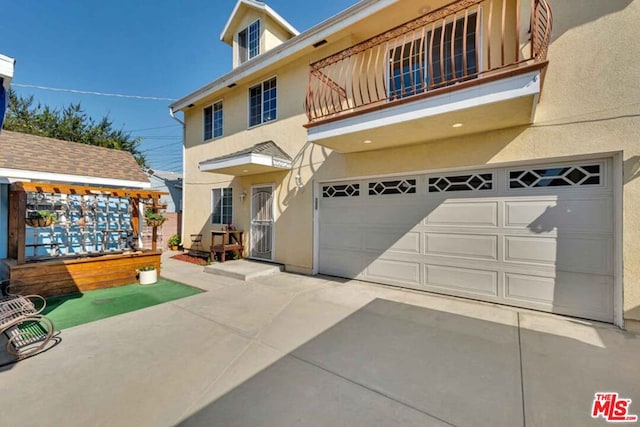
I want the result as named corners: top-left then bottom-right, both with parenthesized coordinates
top-left (211, 187), bottom-right (233, 225)
top-left (238, 19), bottom-right (261, 64)
top-left (247, 75), bottom-right (278, 129)
top-left (203, 100), bottom-right (224, 142)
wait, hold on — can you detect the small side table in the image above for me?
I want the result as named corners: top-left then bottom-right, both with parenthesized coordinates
top-left (211, 230), bottom-right (244, 263)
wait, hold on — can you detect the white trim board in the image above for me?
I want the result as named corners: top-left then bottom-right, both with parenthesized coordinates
top-left (307, 71), bottom-right (541, 142)
top-left (0, 168), bottom-right (150, 188)
top-left (199, 153), bottom-right (291, 172)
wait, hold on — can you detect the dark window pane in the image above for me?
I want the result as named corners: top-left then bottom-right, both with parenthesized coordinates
top-left (238, 29), bottom-right (248, 63)
top-left (323, 184), bottom-right (359, 197)
top-left (448, 175), bottom-right (472, 183)
top-left (583, 165), bottom-right (600, 174)
top-left (211, 189), bottom-right (221, 224)
top-left (203, 106), bottom-right (213, 140)
top-left (212, 102), bottom-right (223, 138)
top-left (249, 85), bottom-right (262, 127)
top-left (583, 176), bottom-right (601, 185)
top-left (565, 168), bottom-right (587, 184)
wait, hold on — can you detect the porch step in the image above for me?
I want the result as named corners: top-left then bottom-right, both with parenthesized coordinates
top-left (204, 260), bottom-right (283, 281)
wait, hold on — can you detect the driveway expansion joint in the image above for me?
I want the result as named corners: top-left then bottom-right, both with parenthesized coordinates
top-left (287, 351), bottom-right (457, 426)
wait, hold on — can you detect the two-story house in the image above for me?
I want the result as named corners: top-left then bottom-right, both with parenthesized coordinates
top-left (170, 0), bottom-right (640, 330)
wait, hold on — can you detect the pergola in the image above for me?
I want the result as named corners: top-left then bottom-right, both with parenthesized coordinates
top-left (2, 181), bottom-right (167, 297)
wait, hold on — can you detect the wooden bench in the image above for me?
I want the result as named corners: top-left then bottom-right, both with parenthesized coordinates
top-left (211, 230), bottom-right (244, 263)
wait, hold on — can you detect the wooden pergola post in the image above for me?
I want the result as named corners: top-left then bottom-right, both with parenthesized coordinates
top-left (131, 197), bottom-right (140, 247)
top-left (8, 190), bottom-right (26, 265)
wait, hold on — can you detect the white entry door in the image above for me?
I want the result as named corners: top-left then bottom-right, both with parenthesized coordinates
top-left (318, 159), bottom-right (615, 322)
top-left (251, 185), bottom-right (274, 260)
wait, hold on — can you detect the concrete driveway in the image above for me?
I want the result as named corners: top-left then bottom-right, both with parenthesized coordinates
top-left (1, 253), bottom-right (638, 427)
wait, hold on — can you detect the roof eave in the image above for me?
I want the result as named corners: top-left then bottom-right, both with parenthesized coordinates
top-left (220, 0), bottom-right (300, 45)
top-left (0, 167), bottom-right (150, 188)
top-left (171, 0), bottom-right (398, 112)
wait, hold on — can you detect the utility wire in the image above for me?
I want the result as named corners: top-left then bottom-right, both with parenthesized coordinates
top-left (13, 83), bottom-right (177, 101)
top-left (141, 142), bottom-right (182, 153)
top-left (130, 124), bottom-right (181, 132)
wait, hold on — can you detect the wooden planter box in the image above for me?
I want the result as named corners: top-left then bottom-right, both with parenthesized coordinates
top-left (1, 251), bottom-right (162, 297)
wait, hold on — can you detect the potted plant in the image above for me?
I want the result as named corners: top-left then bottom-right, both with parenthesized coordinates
top-left (167, 234), bottom-right (181, 251)
top-left (137, 265), bottom-right (157, 285)
top-left (25, 210), bottom-right (57, 227)
top-left (144, 209), bottom-right (167, 227)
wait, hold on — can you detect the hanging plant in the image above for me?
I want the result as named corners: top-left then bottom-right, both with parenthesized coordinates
top-left (144, 209), bottom-right (167, 227)
top-left (25, 210), bottom-right (57, 227)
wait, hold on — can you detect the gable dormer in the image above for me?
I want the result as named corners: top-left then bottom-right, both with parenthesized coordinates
top-left (220, 0), bottom-right (299, 69)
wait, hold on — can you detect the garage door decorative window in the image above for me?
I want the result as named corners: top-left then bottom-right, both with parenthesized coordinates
top-left (428, 173), bottom-right (493, 193)
top-left (509, 164), bottom-right (601, 189)
top-left (369, 179), bottom-right (417, 195)
top-left (322, 184), bottom-right (360, 198)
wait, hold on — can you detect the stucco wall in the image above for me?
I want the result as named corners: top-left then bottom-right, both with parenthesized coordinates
top-left (183, 0), bottom-right (640, 321)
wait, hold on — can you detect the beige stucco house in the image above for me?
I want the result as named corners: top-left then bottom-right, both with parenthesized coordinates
top-left (171, 0), bottom-right (640, 330)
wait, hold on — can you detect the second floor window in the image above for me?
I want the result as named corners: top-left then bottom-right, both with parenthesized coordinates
top-left (389, 13), bottom-right (478, 99)
top-left (238, 20), bottom-right (260, 64)
top-left (249, 77), bottom-right (277, 127)
top-left (204, 101), bottom-right (223, 140)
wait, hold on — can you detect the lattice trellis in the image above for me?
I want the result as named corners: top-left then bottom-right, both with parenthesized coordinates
top-left (25, 192), bottom-right (135, 258)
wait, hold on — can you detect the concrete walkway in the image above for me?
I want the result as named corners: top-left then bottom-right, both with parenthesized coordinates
top-left (1, 252), bottom-right (638, 426)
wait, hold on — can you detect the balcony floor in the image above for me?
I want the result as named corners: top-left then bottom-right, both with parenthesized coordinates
top-left (307, 69), bottom-right (541, 153)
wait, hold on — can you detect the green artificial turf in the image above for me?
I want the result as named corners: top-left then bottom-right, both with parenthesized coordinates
top-left (42, 279), bottom-right (201, 330)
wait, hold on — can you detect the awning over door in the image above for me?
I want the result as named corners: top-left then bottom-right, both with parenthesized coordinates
top-left (199, 141), bottom-right (292, 176)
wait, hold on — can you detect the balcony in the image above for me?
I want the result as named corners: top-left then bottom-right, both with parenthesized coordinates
top-left (305, 0), bottom-right (552, 152)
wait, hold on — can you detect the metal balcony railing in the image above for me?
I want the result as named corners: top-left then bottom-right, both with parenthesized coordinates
top-left (305, 0), bottom-right (552, 124)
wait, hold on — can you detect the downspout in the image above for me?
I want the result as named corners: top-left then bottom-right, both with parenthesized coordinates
top-left (169, 107), bottom-right (186, 246)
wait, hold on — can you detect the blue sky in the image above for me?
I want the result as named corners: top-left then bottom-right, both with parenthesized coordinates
top-left (1, 0), bottom-right (356, 172)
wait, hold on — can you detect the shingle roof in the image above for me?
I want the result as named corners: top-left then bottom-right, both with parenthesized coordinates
top-left (209, 140), bottom-right (292, 162)
top-left (0, 130), bottom-right (149, 184)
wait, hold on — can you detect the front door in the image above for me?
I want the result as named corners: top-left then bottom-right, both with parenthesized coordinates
top-left (251, 185), bottom-right (274, 260)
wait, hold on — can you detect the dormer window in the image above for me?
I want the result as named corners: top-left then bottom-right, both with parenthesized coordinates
top-left (238, 20), bottom-right (260, 64)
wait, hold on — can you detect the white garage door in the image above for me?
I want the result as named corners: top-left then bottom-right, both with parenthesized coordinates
top-left (318, 159), bottom-right (614, 322)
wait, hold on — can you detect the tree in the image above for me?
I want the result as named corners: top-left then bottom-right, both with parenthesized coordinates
top-left (2, 89), bottom-right (147, 166)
